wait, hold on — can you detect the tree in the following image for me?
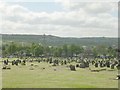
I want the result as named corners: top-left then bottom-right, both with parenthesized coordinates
top-left (62, 44), bottom-right (68, 57)
top-left (6, 42), bottom-right (17, 55)
top-left (107, 46), bottom-right (116, 57)
top-left (34, 45), bottom-right (43, 57)
top-left (68, 44), bottom-right (83, 58)
top-left (53, 47), bottom-right (63, 57)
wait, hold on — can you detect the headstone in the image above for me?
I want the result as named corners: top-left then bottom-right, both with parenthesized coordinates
top-left (106, 61), bottom-right (110, 68)
top-left (95, 62), bottom-right (98, 68)
top-left (79, 63), bottom-right (85, 68)
top-left (12, 61), bottom-right (15, 65)
top-left (116, 64), bottom-right (120, 70)
top-left (61, 61), bottom-right (63, 65)
top-left (100, 62), bottom-right (103, 67)
top-left (64, 60), bottom-right (67, 65)
top-left (2, 66), bottom-right (6, 69)
top-left (70, 65), bottom-right (76, 71)
top-left (111, 64), bottom-right (115, 69)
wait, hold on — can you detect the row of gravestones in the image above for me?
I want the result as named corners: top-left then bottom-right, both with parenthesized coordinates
top-left (2, 58), bottom-right (120, 71)
top-left (2, 59), bottom-right (26, 69)
top-left (94, 61), bottom-right (120, 70)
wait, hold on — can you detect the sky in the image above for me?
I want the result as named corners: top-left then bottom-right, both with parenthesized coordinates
top-left (0, 0), bottom-right (118, 37)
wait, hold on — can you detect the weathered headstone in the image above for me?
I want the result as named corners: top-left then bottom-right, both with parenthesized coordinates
top-left (95, 62), bottom-right (98, 68)
top-left (79, 63), bottom-right (85, 68)
top-left (111, 64), bottom-right (115, 69)
top-left (70, 65), bottom-right (76, 71)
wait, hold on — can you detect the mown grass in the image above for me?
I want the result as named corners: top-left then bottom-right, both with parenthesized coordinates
top-left (2, 62), bottom-right (118, 88)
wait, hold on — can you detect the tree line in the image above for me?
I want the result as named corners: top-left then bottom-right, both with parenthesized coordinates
top-left (2, 42), bottom-right (118, 58)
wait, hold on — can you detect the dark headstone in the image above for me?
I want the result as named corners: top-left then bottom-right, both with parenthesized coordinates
top-left (64, 60), bottom-right (67, 65)
top-left (100, 62), bottom-right (103, 67)
top-left (2, 66), bottom-right (6, 69)
top-left (95, 62), bottom-right (98, 68)
top-left (106, 61), bottom-right (110, 68)
top-left (61, 61), bottom-right (63, 65)
top-left (70, 65), bottom-right (76, 71)
top-left (111, 64), bottom-right (115, 69)
top-left (116, 64), bottom-right (120, 70)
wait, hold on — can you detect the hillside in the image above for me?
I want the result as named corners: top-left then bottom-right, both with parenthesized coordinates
top-left (1, 34), bottom-right (118, 47)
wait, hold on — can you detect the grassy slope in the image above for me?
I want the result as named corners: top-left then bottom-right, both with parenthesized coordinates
top-left (2, 62), bottom-right (118, 88)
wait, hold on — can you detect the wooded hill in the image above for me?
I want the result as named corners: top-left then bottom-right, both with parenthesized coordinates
top-left (1, 34), bottom-right (118, 47)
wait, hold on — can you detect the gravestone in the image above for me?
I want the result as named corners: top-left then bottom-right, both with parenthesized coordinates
top-left (79, 63), bottom-right (85, 68)
top-left (70, 65), bottom-right (76, 71)
top-left (111, 64), bottom-right (115, 69)
top-left (95, 62), bottom-right (98, 68)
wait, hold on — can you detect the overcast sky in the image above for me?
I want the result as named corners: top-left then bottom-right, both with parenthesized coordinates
top-left (0, 0), bottom-right (118, 37)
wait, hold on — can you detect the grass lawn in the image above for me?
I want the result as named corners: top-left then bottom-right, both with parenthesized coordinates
top-left (2, 62), bottom-right (118, 88)
top-left (0, 63), bottom-right (2, 89)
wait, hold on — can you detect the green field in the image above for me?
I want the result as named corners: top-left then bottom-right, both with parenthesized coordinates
top-left (0, 63), bottom-right (2, 89)
top-left (2, 61), bottom-right (118, 88)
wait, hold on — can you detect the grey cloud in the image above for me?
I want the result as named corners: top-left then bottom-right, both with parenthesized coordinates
top-left (0, 1), bottom-right (118, 37)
